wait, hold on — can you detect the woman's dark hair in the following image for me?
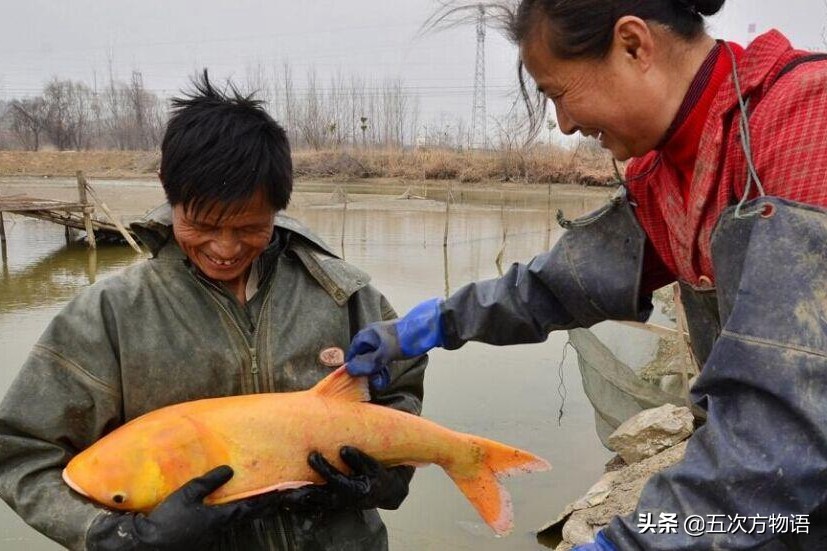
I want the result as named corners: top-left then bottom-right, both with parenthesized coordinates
top-left (506, 0), bottom-right (725, 138)
top-left (160, 70), bottom-right (292, 217)
top-left (510, 0), bottom-right (725, 59)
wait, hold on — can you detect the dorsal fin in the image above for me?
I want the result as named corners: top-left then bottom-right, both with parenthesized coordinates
top-left (310, 366), bottom-right (370, 402)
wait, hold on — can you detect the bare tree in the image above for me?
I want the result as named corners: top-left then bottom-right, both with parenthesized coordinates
top-left (129, 71), bottom-right (148, 148)
top-left (0, 100), bottom-right (10, 149)
top-left (244, 61), bottom-right (272, 109)
top-left (1, 64), bottom-right (430, 151)
top-left (9, 97), bottom-right (48, 151)
top-left (348, 74), bottom-right (367, 145)
top-left (99, 70), bottom-right (164, 150)
top-left (42, 78), bottom-right (74, 150)
top-left (281, 62), bottom-right (298, 146)
top-left (379, 79), bottom-right (410, 146)
top-left (297, 69), bottom-right (328, 149)
top-left (327, 71), bottom-right (348, 146)
top-left (68, 82), bottom-right (94, 149)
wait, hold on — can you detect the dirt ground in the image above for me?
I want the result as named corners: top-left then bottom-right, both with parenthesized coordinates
top-left (0, 151), bottom-right (161, 179)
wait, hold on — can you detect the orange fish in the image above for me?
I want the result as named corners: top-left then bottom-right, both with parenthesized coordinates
top-left (63, 366), bottom-right (550, 535)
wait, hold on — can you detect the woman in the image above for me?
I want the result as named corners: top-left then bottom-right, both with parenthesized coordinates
top-left (347, 0), bottom-right (827, 549)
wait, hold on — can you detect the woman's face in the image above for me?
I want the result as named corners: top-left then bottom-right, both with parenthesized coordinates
top-left (520, 19), bottom-right (672, 161)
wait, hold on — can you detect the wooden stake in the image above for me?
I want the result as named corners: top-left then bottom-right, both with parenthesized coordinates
top-left (495, 187), bottom-right (508, 275)
top-left (0, 211), bottom-right (6, 263)
top-left (340, 187), bottom-right (348, 260)
top-left (545, 182), bottom-right (552, 251)
top-left (87, 248), bottom-right (98, 285)
top-left (442, 183), bottom-right (452, 248)
top-left (76, 171), bottom-right (96, 249)
top-left (82, 179), bottom-right (146, 256)
top-left (443, 244), bottom-right (450, 299)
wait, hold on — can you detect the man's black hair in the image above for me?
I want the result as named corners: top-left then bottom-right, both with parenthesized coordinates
top-left (160, 69), bottom-right (292, 217)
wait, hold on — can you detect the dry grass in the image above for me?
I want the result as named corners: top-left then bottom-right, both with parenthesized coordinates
top-left (0, 150), bottom-right (161, 178)
top-left (293, 145), bottom-right (620, 186)
top-left (0, 146), bottom-right (620, 186)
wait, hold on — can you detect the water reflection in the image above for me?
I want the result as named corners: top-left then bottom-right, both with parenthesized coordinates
top-left (0, 236), bottom-right (137, 311)
top-left (0, 189), bottom-right (656, 551)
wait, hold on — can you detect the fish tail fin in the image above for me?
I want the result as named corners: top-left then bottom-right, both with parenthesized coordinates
top-left (445, 437), bottom-right (551, 536)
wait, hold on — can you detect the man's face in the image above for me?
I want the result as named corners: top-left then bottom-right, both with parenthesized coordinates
top-left (172, 188), bottom-right (276, 288)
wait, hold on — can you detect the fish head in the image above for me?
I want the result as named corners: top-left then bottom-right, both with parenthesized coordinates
top-left (63, 417), bottom-right (191, 512)
top-left (62, 412), bottom-right (222, 512)
top-left (62, 427), bottom-right (168, 512)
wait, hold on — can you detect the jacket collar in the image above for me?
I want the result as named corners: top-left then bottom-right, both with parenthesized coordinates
top-left (710, 29), bottom-right (793, 117)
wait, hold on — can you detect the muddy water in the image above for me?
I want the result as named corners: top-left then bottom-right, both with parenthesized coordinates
top-left (0, 183), bottom-right (662, 550)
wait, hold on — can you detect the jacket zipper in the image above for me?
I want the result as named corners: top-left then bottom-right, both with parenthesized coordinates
top-left (186, 271), bottom-right (267, 393)
top-left (189, 269), bottom-right (297, 550)
top-left (250, 347), bottom-right (261, 393)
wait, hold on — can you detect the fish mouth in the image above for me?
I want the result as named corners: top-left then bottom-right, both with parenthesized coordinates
top-left (62, 468), bottom-right (90, 498)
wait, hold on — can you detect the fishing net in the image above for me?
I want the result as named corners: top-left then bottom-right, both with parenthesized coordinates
top-left (568, 327), bottom-right (687, 447)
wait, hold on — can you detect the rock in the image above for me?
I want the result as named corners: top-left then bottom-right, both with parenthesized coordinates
top-left (604, 454), bottom-right (627, 473)
top-left (561, 516), bottom-right (599, 547)
top-left (607, 404), bottom-right (694, 464)
top-left (542, 441), bottom-right (689, 551)
top-left (658, 373), bottom-right (684, 395)
top-left (659, 373), bottom-right (699, 396)
top-left (575, 471), bottom-right (620, 510)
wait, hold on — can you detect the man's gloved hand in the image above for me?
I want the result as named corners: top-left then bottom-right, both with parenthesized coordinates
top-left (572, 531), bottom-right (618, 551)
top-left (277, 446), bottom-right (412, 512)
top-left (86, 465), bottom-right (285, 551)
top-left (346, 297), bottom-right (444, 390)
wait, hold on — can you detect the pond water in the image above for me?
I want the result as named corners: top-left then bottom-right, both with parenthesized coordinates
top-left (0, 185), bottom-right (664, 550)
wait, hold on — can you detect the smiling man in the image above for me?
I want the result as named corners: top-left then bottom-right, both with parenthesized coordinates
top-left (170, 188), bottom-right (276, 304)
top-left (0, 71), bottom-right (426, 551)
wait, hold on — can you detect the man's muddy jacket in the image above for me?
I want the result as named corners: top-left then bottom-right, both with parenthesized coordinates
top-left (0, 206), bottom-right (426, 551)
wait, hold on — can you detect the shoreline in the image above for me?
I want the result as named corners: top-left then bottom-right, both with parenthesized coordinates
top-left (0, 149), bottom-right (621, 187)
top-left (0, 175), bottom-right (616, 221)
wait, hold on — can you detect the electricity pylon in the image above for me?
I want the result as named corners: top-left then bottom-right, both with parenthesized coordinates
top-left (470, 4), bottom-right (487, 149)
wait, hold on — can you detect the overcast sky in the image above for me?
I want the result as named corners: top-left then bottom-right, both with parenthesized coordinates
top-left (1, 0), bottom-right (825, 132)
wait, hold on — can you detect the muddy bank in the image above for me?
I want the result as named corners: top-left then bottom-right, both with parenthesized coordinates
top-left (0, 149), bottom-right (621, 187)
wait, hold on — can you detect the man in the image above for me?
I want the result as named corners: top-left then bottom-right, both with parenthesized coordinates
top-left (0, 72), bottom-right (425, 550)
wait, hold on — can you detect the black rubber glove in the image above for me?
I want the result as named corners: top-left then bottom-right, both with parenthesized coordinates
top-left (86, 465), bottom-right (286, 551)
top-left (277, 446), bottom-right (413, 512)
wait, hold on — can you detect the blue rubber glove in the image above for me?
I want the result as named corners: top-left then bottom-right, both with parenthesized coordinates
top-left (346, 298), bottom-right (444, 390)
top-left (572, 531), bottom-right (618, 551)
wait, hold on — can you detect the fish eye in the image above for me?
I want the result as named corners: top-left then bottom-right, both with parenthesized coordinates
top-left (112, 494), bottom-right (126, 505)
